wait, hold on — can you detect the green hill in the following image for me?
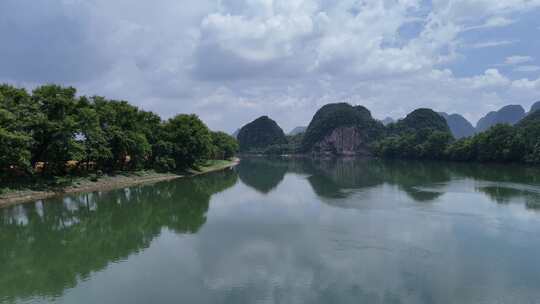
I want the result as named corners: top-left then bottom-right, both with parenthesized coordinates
top-left (516, 110), bottom-right (540, 163)
top-left (237, 116), bottom-right (287, 153)
top-left (301, 103), bottom-right (384, 155)
top-left (375, 108), bottom-right (453, 160)
top-left (392, 108), bottom-right (451, 134)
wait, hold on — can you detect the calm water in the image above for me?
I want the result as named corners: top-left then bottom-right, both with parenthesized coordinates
top-left (2, 158), bottom-right (540, 304)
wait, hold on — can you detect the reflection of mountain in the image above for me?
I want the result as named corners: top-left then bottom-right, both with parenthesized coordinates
top-left (301, 158), bottom-right (384, 199)
top-left (0, 170), bottom-right (237, 302)
top-left (294, 158), bottom-right (447, 203)
top-left (236, 157), bottom-right (288, 194)
top-left (477, 184), bottom-right (540, 210)
top-left (381, 160), bottom-right (451, 202)
top-left (287, 157), bottom-right (540, 206)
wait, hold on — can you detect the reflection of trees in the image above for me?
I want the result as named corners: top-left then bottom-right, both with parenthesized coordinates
top-left (293, 157), bottom-right (540, 206)
top-left (380, 160), bottom-right (450, 202)
top-left (236, 157), bottom-right (288, 194)
top-left (0, 170), bottom-right (237, 301)
top-left (443, 162), bottom-right (540, 210)
top-left (446, 162), bottom-right (540, 185)
top-left (478, 186), bottom-right (540, 210)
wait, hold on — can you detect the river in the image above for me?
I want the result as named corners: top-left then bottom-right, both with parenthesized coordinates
top-left (1, 157), bottom-right (540, 303)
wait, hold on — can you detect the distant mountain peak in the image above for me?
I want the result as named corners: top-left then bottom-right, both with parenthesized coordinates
top-left (231, 128), bottom-right (240, 139)
top-left (438, 112), bottom-right (475, 138)
top-left (397, 109), bottom-right (450, 133)
top-left (289, 126), bottom-right (307, 136)
top-left (381, 117), bottom-right (395, 126)
top-left (530, 101), bottom-right (540, 114)
top-left (476, 105), bottom-right (526, 132)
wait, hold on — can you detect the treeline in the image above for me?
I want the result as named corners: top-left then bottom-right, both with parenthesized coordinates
top-left (0, 84), bottom-right (238, 177)
top-left (374, 110), bottom-right (540, 164)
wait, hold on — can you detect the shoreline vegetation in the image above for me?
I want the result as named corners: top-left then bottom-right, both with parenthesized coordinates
top-left (1, 83), bottom-right (241, 207)
top-left (0, 158), bottom-right (239, 208)
top-left (2, 83), bottom-right (539, 206)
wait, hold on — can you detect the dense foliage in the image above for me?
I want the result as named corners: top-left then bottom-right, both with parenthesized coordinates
top-left (389, 108), bottom-right (451, 134)
top-left (237, 116), bottom-right (287, 153)
top-left (232, 102), bottom-right (539, 164)
top-left (519, 110), bottom-right (540, 160)
top-left (375, 109), bottom-right (453, 160)
top-left (301, 103), bottom-right (384, 152)
top-left (0, 84), bottom-right (238, 179)
top-left (377, 108), bottom-right (540, 164)
top-left (210, 131), bottom-right (239, 160)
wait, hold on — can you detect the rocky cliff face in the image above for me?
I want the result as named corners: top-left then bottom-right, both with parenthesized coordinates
top-left (311, 127), bottom-right (371, 156)
top-left (301, 103), bottom-right (384, 155)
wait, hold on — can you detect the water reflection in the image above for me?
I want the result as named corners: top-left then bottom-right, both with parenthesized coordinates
top-left (2, 158), bottom-right (540, 304)
top-left (236, 157), bottom-right (540, 207)
top-left (0, 170), bottom-right (237, 302)
top-left (236, 157), bottom-right (287, 194)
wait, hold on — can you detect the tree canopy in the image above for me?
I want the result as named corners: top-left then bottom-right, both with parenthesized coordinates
top-left (237, 116), bottom-right (287, 153)
top-left (0, 84), bottom-right (238, 179)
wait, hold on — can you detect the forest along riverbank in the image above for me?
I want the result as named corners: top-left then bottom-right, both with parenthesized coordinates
top-left (0, 158), bottom-right (240, 208)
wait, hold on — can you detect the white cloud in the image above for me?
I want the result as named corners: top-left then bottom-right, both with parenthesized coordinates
top-left (504, 55), bottom-right (534, 65)
top-left (483, 16), bottom-right (515, 27)
top-left (469, 40), bottom-right (516, 49)
top-left (465, 16), bottom-right (515, 30)
top-left (514, 65), bottom-right (540, 72)
top-left (468, 69), bottom-right (511, 88)
top-left (1, 0), bottom-right (540, 131)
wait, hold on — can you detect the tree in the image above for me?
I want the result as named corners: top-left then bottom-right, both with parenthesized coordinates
top-left (0, 86), bottom-right (33, 174)
top-left (30, 85), bottom-right (82, 175)
top-left (0, 83), bottom-right (237, 178)
top-left (76, 97), bottom-right (112, 171)
top-left (374, 108), bottom-right (454, 160)
top-left (93, 98), bottom-right (152, 171)
top-left (160, 114), bottom-right (213, 170)
top-left (516, 110), bottom-right (540, 163)
top-left (445, 137), bottom-right (476, 161)
top-left (474, 124), bottom-right (524, 162)
top-left (211, 131), bottom-right (238, 159)
top-left (0, 128), bottom-right (32, 174)
top-left (418, 131), bottom-right (453, 159)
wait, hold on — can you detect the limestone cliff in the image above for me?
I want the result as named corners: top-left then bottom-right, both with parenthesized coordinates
top-left (302, 103), bottom-right (384, 156)
top-left (311, 127), bottom-right (371, 156)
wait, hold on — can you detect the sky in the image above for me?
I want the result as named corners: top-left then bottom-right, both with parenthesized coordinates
top-left (1, 0), bottom-right (539, 133)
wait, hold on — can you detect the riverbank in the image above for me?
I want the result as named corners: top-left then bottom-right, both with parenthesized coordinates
top-left (0, 158), bottom-right (240, 208)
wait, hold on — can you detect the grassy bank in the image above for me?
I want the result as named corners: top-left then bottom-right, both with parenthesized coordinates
top-left (0, 158), bottom-right (239, 208)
